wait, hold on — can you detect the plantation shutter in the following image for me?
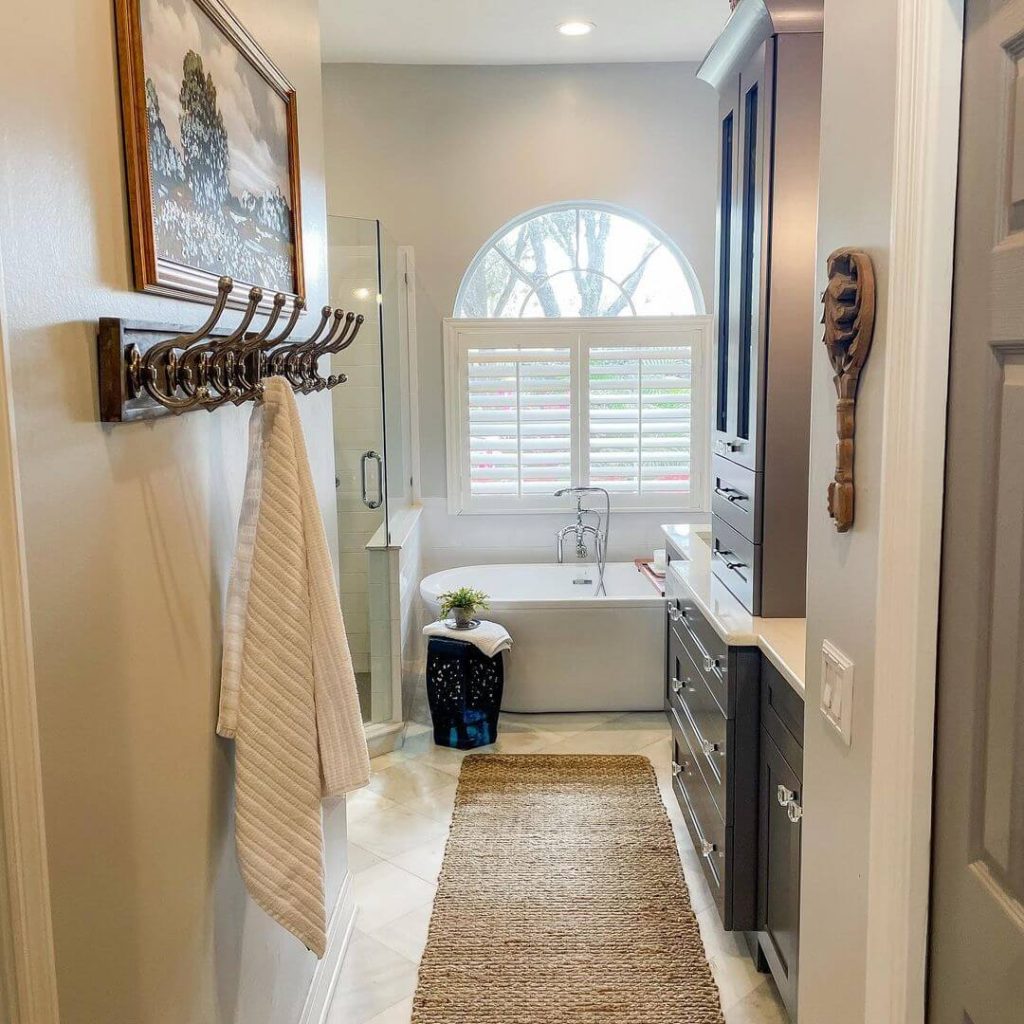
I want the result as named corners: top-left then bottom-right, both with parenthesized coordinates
top-left (585, 342), bottom-right (693, 496)
top-left (465, 343), bottom-right (574, 500)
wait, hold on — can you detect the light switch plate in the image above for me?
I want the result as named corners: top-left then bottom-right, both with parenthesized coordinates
top-left (821, 640), bottom-right (854, 746)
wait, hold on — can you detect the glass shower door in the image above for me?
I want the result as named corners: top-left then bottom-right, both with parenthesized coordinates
top-left (327, 216), bottom-right (391, 724)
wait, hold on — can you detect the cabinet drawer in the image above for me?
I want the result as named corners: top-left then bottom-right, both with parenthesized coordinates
top-left (669, 645), bottom-right (729, 815)
top-left (761, 657), bottom-right (805, 776)
top-left (712, 455), bottom-right (762, 542)
top-left (711, 514), bottom-right (761, 613)
top-left (671, 725), bottom-right (728, 911)
top-left (670, 689), bottom-right (727, 826)
top-left (668, 600), bottom-right (729, 713)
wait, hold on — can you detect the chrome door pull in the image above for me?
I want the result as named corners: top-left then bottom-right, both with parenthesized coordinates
top-left (361, 450), bottom-right (384, 510)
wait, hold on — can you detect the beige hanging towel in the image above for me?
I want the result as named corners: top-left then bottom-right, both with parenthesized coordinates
top-left (218, 377), bottom-right (370, 958)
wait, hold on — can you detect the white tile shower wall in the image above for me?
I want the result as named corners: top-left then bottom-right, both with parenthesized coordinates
top-left (420, 498), bottom-right (707, 575)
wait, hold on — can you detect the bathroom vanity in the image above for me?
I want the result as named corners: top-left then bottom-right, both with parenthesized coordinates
top-left (663, 525), bottom-right (806, 1020)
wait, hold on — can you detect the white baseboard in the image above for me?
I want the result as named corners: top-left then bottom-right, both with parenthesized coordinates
top-left (298, 873), bottom-right (357, 1024)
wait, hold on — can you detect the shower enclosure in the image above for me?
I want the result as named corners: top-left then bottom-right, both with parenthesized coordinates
top-left (328, 216), bottom-right (413, 738)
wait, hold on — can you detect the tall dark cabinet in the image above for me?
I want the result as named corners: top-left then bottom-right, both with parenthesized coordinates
top-left (700, 1), bottom-right (823, 618)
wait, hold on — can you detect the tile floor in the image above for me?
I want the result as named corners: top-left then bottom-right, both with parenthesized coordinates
top-left (326, 712), bottom-right (788, 1024)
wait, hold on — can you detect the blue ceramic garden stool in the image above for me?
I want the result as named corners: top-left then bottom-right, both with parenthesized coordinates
top-left (425, 636), bottom-right (505, 750)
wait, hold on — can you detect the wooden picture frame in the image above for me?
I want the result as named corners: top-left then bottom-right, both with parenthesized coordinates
top-left (114, 0), bottom-right (304, 308)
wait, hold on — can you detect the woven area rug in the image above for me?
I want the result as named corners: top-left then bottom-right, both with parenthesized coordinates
top-left (411, 754), bottom-right (724, 1024)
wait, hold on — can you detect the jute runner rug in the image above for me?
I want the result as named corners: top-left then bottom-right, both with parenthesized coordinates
top-left (411, 754), bottom-right (724, 1023)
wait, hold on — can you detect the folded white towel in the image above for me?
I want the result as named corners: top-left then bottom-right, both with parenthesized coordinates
top-left (423, 619), bottom-right (514, 659)
top-left (218, 377), bottom-right (370, 958)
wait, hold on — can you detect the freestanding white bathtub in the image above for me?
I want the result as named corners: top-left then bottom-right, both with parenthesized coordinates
top-left (420, 563), bottom-right (665, 713)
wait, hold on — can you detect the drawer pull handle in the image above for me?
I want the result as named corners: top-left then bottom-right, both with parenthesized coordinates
top-left (701, 739), bottom-right (720, 757)
top-left (702, 654), bottom-right (720, 674)
top-left (672, 760), bottom-right (683, 777)
top-left (667, 606), bottom-right (683, 623)
top-left (671, 677), bottom-right (683, 695)
top-left (788, 801), bottom-right (804, 824)
top-left (777, 785), bottom-right (796, 808)
top-left (714, 486), bottom-right (749, 505)
top-left (713, 547), bottom-right (748, 573)
top-left (700, 839), bottom-right (717, 858)
top-left (715, 438), bottom-right (740, 455)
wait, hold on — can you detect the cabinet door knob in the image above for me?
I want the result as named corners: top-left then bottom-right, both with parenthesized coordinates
top-left (788, 801), bottom-right (804, 824)
top-left (777, 785), bottom-right (796, 808)
top-left (700, 839), bottom-right (717, 858)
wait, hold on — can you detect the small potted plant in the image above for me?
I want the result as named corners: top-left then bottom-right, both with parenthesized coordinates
top-left (438, 586), bottom-right (490, 630)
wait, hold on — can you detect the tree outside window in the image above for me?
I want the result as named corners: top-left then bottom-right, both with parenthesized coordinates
top-left (455, 203), bottom-right (701, 319)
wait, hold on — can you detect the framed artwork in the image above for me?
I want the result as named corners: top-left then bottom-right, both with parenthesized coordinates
top-left (114, 0), bottom-right (304, 307)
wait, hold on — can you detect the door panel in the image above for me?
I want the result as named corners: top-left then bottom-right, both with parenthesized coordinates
top-left (715, 78), bottom-right (740, 447)
top-left (929, 2), bottom-right (1024, 1020)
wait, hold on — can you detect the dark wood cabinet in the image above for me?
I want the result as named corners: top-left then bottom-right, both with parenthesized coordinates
top-left (664, 587), bottom-right (759, 932)
top-left (701, 8), bottom-right (823, 618)
top-left (757, 658), bottom-right (805, 1021)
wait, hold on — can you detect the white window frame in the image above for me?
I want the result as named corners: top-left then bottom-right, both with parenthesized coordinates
top-left (443, 316), bottom-right (713, 516)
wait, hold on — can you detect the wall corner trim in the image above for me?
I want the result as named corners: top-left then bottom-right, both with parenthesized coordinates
top-left (0, 251), bottom-right (61, 1023)
top-left (863, 1), bottom-right (965, 1022)
top-left (298, 872), bottom-right (358, 1024)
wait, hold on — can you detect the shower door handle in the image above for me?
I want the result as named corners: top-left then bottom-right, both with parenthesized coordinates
top-left (361, 451), bottom-right (384, 510)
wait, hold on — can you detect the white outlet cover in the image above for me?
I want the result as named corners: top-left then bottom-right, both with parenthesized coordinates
top-left (820, 640), bottom-right (854, 746)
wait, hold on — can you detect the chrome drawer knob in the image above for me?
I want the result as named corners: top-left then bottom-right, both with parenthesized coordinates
top-left (700, 839), bottom-right (716, 858)
top-left (701, 739), bottom-right (719, 757)
top-left (668, 606), bottom-right (683, 623)
top-left (671, 678), bottom-right (683, 694)
top-left (788, 801), bottom-right (804, 824)
top-left (671, 761), bottom-right (683, 777)
top-left (703, 654), bottom-right (715, 673)
top-left (777, 785), bottom-right (796, 808)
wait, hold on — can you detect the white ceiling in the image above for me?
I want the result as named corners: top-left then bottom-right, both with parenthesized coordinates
top-left (319, 0), bottom-right (730, 66)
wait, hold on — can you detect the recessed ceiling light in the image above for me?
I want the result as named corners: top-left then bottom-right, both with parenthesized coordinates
top-left (558, 20), bottom-right (595, 37)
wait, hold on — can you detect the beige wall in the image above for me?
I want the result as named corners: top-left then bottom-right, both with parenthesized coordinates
top-left (799, 2), bottom-right (898, 1020)
top-left (321, 62), bottom-right (718, 559)
top-left (0, 2), bottom-right (345, 1022)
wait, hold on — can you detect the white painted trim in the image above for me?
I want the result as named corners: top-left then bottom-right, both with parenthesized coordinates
top-left (399, 247), bottom-right (422, 503)
top-left (298, 872), bottom-right (357, 1024)
top-left (863, 2), bottom-right (964, 1022)
top-left (442, 316), bottom-right (714, 517)
top-left (0, 250), bottom-right (60, 1022)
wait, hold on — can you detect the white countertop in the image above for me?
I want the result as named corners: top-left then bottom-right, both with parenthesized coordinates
top-left (662, 525), bottom-right (807, 698)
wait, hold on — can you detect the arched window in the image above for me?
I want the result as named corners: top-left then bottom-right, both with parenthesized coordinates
top-left (455, 202), bottom-right (703, 319)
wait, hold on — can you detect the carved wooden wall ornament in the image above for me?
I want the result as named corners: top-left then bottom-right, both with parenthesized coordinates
top-left (821, 248), bottom-right (877, 533)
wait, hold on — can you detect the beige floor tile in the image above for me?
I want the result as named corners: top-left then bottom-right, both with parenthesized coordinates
top-left (363, 997), bottom-right (414, 1024)
top-left (369, 760), bottom-right (459, 807)
top-left (388, 836), bottom-right (449, 885)
top-left (326, 930), bottom-right (418, 1024)
top-left (352, 861), bottom-right (436, 930)
top-left (537, 727), bottom-right (670, 756)
top-left (348, 802), bottom-right (449, 860)
top-left (368, 902), bottom-right (434, 963)
top-left (347, 788), bottom-right (402, 824)
top-left (723, 979), bottom-right (788, 1024)
top-left (348, 843), bottom-right (383, 875)
top-left (499, 711), bottom-right (620, 734)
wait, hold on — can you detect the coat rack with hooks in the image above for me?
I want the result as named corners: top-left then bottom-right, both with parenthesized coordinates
top-left (97, 276), bottom-right (365, 422)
